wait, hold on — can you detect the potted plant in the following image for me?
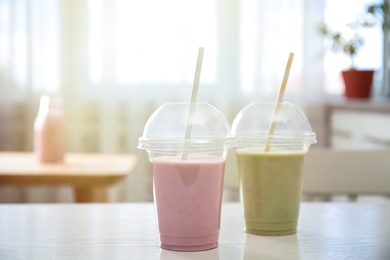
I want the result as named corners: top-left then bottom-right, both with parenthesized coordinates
top-left (318, 23), bottom-right (375, 98)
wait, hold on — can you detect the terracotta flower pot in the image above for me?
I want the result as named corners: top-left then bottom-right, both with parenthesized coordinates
top-left (341, 69), bottom-right (374, 98)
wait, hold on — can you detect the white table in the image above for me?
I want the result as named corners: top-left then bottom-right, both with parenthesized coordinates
top-left (0, 203), bottom-right (389, 259)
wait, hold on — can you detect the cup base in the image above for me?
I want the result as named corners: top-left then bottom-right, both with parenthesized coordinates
top-left (245, 227), bottom-right (297, 236)
top-left (160, 242), bottom-right (218, 252)
top-left (244, 218), bottom-right (298, 236)
top-left (159, 233), bottom-right (219, 252)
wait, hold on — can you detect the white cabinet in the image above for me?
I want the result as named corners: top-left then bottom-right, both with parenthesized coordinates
top-left (327, 101), bottom-right (390, 149)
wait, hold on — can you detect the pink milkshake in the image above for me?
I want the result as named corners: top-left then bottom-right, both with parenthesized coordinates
top-left (151, 156), bottom-right (225, 251)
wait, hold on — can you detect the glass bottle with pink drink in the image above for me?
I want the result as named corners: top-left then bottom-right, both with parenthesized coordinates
top-left (34, 94), bottom-right (66, 163)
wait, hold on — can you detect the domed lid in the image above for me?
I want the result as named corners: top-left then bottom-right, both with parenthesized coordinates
top-left (138, 102), bottom-right (235, 151)
top-left (231, 102), bottom-right (316, 147)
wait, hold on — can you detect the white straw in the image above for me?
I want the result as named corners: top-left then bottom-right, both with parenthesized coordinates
top-left (265, 52), bottom-right (294, 152)
top-left (181, 47), bottom-right (204, 160)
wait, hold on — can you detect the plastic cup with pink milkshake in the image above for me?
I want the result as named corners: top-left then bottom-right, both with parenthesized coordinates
top-left (138, 102), bottom-right (234, 251)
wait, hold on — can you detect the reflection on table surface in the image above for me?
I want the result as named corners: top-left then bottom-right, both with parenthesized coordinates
top-left (0, 203), bottom-right (389, 259)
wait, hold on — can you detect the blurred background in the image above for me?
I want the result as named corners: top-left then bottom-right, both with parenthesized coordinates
top-left (0, 0), bottom-right (388, 203)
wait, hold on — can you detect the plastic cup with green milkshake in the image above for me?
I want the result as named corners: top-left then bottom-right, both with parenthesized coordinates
top-left (231, 101), bottom-right (316, 236)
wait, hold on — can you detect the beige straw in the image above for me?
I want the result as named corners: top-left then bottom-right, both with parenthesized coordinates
top-left (181, 47), bottom-right (204, 160)
top-left (264, 52), bottom-right (294, 152)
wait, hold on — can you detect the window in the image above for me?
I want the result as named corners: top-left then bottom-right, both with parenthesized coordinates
top-left (2, 0), bottom-right (383, 101)
top-left (87, 0), bottom-right (218, 101)
top-left (323, 0), bottom-right (383, 95)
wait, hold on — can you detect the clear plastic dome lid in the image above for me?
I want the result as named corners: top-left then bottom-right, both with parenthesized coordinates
top-left (231, 102), bottom-right (316, 148)
top-left (138, 102), bottom-right (235, 151)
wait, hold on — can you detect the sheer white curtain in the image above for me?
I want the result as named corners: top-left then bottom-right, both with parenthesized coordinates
top-left (0, 0), bottom-right (324, 202)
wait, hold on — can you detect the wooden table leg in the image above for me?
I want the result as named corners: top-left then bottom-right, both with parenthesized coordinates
top-left (348, 194), bottom-right (358, 202)
top-left (74, 186), bottom-right (109, 203)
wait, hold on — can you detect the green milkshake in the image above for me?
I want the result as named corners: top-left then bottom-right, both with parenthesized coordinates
top-left (236, 149), bottom-right (306, 236)
top-left (231, 102), bottom-right (316, 236)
